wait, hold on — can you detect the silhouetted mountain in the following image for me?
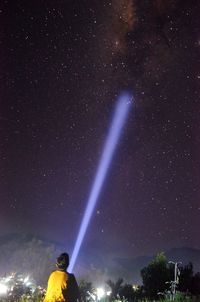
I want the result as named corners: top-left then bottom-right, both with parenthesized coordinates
top-left (114, 247), bottom-right (200, 283)
top-left (0, 233), bottom-right (200, 285)
top-left (166, 247), bottom-right (200, 269)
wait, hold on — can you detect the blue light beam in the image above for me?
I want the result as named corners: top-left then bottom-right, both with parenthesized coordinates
top-left (68, 92), bottom-right (132, 272)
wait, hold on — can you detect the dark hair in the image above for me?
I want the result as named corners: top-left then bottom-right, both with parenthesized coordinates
top-left (56, 253), bottom-right (69, 270)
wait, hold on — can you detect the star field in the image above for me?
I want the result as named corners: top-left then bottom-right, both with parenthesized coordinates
top-left (0, 0), bottom-right (200, 273)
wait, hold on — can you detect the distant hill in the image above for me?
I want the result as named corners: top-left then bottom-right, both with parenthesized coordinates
top-left (114, 247), bottom-right (200, 283)
top-left (166, 247), bottom-right (200, 269)
top-left (0, 233), bottom-right (200, 285)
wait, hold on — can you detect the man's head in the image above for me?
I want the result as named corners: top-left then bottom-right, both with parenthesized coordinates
top-left (56, 253), bottom-right (69, 270)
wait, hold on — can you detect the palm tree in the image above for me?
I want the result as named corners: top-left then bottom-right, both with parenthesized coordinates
top-left (119, 284), bottom-right (135, 302)
top-left (79, 279), bottom-right (95, 302)
top-left (106, 278), bottom-right (123, 300)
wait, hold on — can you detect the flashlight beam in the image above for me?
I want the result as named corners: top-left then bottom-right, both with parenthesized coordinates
top-left (68, 92), bottom-right (132, 272)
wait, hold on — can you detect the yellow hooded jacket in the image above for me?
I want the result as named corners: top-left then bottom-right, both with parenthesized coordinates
top-left (44, 270), bottom-right (68, 302)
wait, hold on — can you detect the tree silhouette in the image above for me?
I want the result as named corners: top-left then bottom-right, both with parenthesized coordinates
top-left (141, 252), bottom-right (170, 300)
top-left (192, 272), bottom-right (200, 296)
top-left (106, 278), bottom-right (123, 300)
top-left (119, 283), bottom-right (135, 302)
top-left (178, 262), bottom-right (193, 294)
top-left (79, 279), bottom-right (94, 302)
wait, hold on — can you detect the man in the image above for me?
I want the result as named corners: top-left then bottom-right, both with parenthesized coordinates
top-left (44, 253), bottom-right (80, 302)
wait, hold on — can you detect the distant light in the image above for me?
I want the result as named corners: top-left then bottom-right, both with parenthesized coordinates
top-left (25, 281), bottom-right (32, 287)
top-left (96, 287), bottom-right (105, 300)
top-left (132, 284), bottom-right (139, 291)
top-left (24, 276), bottom-right (29, 284)
top-left (87, 291), bottom-right (96, 301)
top-left (0, 283), bottom-right (8, 295)
top-left (4, 276), bottom-right (12, 283)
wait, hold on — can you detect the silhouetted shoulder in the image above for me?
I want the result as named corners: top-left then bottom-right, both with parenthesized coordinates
top-left (63, 273), bottom-right (80, 302)
top-left (68, 273), bottom-right (77, 282)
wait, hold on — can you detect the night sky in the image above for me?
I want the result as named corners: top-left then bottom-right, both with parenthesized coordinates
top-left (1, 0), bottom-right (200, 274)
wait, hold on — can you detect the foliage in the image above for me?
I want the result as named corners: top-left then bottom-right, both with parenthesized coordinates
top-left (159, 292), bottom-right (199, 302)
top-left (176, 262), bottom-right (200, 296)
top-left (178, 262), bottom-right (194, 293)
top-left (140, 252), bottom-right (200, 300)
top-left (106, 280), bottom-right (144, 302)
top-left (141, 252), bottom-right (171, 300)
top-left (119, 283), bottom-right (135, 302)
top-left (106, 278), bottom-right (124, 300)
top-left (78, 279), bottom-right (95, 302)
top-left (191, 272), bottom-right (200, 296)
top-left (1, 249), bottom-right (200, 302)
